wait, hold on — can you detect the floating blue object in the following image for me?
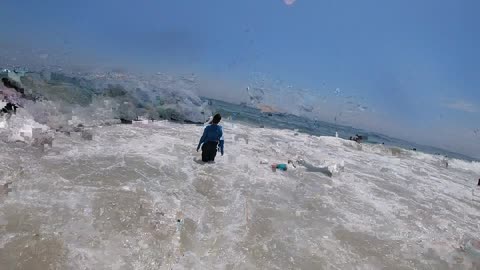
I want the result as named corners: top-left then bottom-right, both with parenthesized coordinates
top-left (276, 164), bottom-right (288, 171)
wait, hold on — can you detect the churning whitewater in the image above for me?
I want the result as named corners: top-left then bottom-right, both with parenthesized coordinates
top-left (1, 118), bottom-right (479, 269)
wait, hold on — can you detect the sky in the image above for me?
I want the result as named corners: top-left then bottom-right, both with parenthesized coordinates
top-left (1, 0), bottom-right (479, 158)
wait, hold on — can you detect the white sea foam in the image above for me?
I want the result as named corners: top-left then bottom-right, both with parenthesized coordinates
top-left (0, 120), bottom-right (479, 269)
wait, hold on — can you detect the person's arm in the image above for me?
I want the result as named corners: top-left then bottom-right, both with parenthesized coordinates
top-left (218, 127), bottom-right (224, 155)
top-left (197, 127), bottom-right (208, 151)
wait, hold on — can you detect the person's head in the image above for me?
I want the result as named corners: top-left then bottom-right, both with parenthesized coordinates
top-left (211, 113), bottom-right (221, 124)
top-left (478, 178), bottom-right (480, 186)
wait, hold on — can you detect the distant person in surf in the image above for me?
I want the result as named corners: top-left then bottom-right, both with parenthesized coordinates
top-left (197, 113), bottom-right (224, 162)
top-left (0, 102), bottom-right (18, 115)
top-left (349, 134), bottom-right (365, 143)
top-left (473, 178), bottom-right (480, 200)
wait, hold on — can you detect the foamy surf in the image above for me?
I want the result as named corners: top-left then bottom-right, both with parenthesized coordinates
top-left (0, 120), bottom-right (479, 269)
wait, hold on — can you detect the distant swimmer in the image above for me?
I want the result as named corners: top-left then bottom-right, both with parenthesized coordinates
top-left (197, 113), bottom-right (224, 162)
top-left (0, 102), bottom-right (18, 120)
top-left (349, 134), bottom-right (366, 143)
top-left (473, 178), bottom-right (480, 200)
top-left (1, 102), bottom-right (17, 114)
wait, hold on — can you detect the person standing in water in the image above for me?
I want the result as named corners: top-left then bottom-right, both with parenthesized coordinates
top-left (197, 113), bottom-right (224, 162)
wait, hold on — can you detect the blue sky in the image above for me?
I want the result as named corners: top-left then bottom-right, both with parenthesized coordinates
top-left (1, 0), bottom-right (479, 157)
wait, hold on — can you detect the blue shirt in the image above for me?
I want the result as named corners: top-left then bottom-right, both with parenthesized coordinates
top-left (197, 124), bottom-right (224, 154)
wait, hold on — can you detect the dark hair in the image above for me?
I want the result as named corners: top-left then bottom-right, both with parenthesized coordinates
top-left (478, 178), bottom-right (480, 186)
top-left (211, 113), bottom-right (221, 124)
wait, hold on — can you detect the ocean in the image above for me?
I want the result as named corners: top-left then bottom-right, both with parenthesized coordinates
top-left (207, 98), bottom-right (478, 162)
top-left (1, 69), bottom-right (480, 269)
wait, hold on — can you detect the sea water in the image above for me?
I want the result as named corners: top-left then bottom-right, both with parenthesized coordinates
top-left (1, 119), bottom-right (479, 269)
